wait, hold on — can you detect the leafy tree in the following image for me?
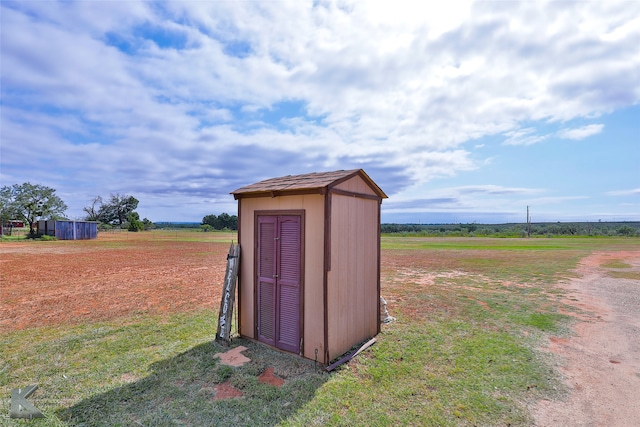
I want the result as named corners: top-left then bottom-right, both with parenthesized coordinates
top-left (218, 213), bottom-right (238, 229)
top-left (82, 196), bottom-right (104, 222)
top-left (617, 225), bottom-right (634, 236)
top-left (127, 212), bottom-right (144, 232)
top-left (104, 194), bottom-right (139, 226)
top-left (202, 213), bottom-right (238, 230)
top-left (0, 183), bottom-right (67, 236)
top-left (0, 186), bottom-right (18, 226)
top-left (84, 193), bottom-right (139, 226)
top-left (202, 214), bottom-right (218, 228)
top-left (142, 218), bottom-right (155, 231)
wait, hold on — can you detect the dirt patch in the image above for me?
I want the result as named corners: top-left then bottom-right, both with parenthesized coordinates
top-left (0, 234), bottom-right (228, 331)
top-left (533, 251), bottom-right (640, 427)
top-left (212, 381), bottom-right (244, 400)
top-left (258, 367), bottom-right (285, 387)
top-left (391, 268), bottom-right (469, 286)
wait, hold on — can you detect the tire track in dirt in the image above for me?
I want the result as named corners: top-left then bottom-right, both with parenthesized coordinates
top-left (534, 251), bottom-right (640, 427)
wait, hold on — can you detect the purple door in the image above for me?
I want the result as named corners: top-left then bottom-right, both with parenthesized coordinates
top-left (257, 215), bottom-right (301, 353)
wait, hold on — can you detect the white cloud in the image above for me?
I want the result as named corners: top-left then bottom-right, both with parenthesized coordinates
top-left (454, 185), bottom-right (544, 196)
top-left (557, 124), bottom-right (604, 140)
top-left (503, 128), bottom-right (549, 146)
top-left (606, 188), bottom-right (640, 197)
top-left (527, 195), bottom-right (591, 205)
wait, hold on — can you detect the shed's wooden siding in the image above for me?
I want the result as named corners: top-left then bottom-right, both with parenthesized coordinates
top-left (327, 192), bottom-right (380, 360)
top-left (333, 174), bottom-right (378, 196)
top-left (238, 194), bottom-right (325, 360)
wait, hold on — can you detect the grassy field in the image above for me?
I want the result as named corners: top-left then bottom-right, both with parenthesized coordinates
top-left (1, 234), bottom-right (637, 426)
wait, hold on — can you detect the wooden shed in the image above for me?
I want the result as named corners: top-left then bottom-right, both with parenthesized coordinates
top-left (231, 169), bottom-right (387, 364)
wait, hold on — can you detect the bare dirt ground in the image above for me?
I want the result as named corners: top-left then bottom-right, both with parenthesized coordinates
top-left (0, 233), bottom-right (228, 331)
top-left (534, 251), bottom-right (640, 427)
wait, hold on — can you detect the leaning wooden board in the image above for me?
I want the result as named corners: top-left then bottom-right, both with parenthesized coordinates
top-left (215, 243), bottom-right (240, 345)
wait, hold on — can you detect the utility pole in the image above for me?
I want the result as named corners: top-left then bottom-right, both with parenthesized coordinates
top-left (527, 206), bottom-right (531, 238)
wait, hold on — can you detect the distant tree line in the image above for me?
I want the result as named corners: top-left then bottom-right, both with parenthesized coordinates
top-left (202, 213), bottom-right (238, 231)
top-left (381, 222), bottom-right (640, 237)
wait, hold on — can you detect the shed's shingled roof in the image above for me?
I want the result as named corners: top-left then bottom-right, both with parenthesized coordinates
top-left (231, 169), bottom-right (387, 199)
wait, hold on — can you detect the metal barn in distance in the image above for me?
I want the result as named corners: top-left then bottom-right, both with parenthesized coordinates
top-left (231, 169), bottom-right (387, 365)
top-left (38, 220), bottom-right (98, 240)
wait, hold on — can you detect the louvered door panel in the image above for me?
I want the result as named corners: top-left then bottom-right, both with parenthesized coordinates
top-left (277, 283), bottom-right (300, 352)
top-left (276, 216), bottom-right (301, 352)
top-left (257, 216), bottom-right (276, 345)
top-left (258, 280), bottom-right (275, 345)
top-left (259, 220), bottom-right (275, 279)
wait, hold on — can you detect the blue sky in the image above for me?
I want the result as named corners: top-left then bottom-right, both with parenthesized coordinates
top-left (1, 1), bottom-right (638, 224)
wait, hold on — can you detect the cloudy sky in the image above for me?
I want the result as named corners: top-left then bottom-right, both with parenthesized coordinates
top-left (1, 0), bottom-right (639, 224)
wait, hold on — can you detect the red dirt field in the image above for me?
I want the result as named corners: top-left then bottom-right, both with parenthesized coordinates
top-left (0, 233), bottom-right (230, 331)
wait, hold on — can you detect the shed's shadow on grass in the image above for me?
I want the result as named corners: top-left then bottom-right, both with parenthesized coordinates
top-left (58, 338), bottom-right (329, 426)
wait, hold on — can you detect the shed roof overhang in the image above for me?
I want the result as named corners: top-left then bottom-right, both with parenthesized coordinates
top-left (231, 169), bottom-right (388, 200)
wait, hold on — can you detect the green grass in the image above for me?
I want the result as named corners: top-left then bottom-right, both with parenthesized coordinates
top-left (600, 258), bottom-right (640, 280)
top-left (2, 236), bottom-right (635, 426)
top-left (601, 259), bottom-right (632, 269)
top-left (283, 319), bottom-right (559, 426)
top-left (1, 311), bottom-right (215, 425)
top-left (381, 236), bottom-right (638, 251)
top-left (59, 340), bottom-right (326, 426)
top-left (1, 311), bottom-right (326, 426)
top-left (0, 235), bottom-right (26, 242)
